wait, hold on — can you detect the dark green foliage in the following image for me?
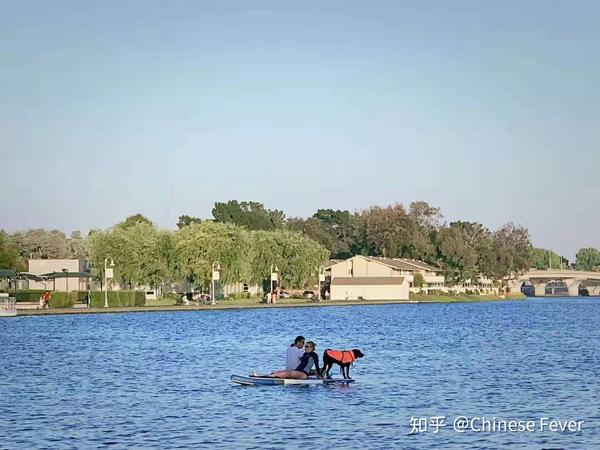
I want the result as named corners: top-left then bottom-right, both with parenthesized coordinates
top-left (5, 289), bottom-right (46, 302)
top-left (575, 248), bottom-right (600, 271)
top-left (89, 291), bottom-right (146, 307)
top-left (177, 215), bottom-right (203, 229)
top-left (413, 273), bottom-right (425, 288)
top-left (531, 248), bottom-right (565, 270)
top-left (288, 210), bottom-right (359, 259)
top-left (48, 292), bottom-right (78, 308)
top-left (0, 230), bottom-right (26, 271)
top-left (115, 214), bottom-right (153, 230)
top-left (212, 201), bottom-right (285, 230)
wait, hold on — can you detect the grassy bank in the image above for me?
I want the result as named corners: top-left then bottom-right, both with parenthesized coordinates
top-left (12, 293), bottom-right (526, 316)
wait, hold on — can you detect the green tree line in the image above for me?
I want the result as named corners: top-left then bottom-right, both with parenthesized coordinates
top-left (2, 200), bottom-right (594, 288)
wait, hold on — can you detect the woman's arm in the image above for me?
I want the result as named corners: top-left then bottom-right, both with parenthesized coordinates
top-left (312, 352), bottom-right (322, 377)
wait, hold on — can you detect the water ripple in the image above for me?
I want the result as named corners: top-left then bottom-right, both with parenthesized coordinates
top-left (1, 298), bottom-right (599, 448)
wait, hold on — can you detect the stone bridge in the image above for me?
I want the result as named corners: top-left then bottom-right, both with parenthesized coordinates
top-left (508, 269), bottom-right (600, 296)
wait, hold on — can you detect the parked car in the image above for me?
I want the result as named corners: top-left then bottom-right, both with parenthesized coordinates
top-left (279, 290), bottom-right (290, 298)
top-left (302, 290), bottom-right (316, 299)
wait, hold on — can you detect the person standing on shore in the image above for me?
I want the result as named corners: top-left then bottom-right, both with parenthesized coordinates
top-left (286, 336), bottom-right (305, 370)
top-left (42, 290), bottom-right (51, 309)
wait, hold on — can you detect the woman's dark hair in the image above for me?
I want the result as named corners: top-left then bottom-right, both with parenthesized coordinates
top-left (294, 336), bottom-right (305, 344)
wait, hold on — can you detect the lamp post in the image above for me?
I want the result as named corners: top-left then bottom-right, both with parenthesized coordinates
top-left (62, 268), bottom-right (69, 293)
top-left (86, 260), bottom-right (92, 307)
top-left (270, 264), bottom-right (279, 304)
top-left (211, 261), bottom-right (221, 306)
top-left (104, 257), bottom-right (115, 308)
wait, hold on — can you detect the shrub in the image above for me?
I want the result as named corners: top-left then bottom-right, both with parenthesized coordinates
top-left (90, 291), bottom-right (147, 308)
top-left (134, 291), bottom-right (145, 306)
top-left (413, 273), bottom-right (425, 288)
top-left (227, 292), bottom-right (252, 300)
top-left (48, 292), bottom-right (76, 308)
top-left (5, 290), bottom-right (47, 302)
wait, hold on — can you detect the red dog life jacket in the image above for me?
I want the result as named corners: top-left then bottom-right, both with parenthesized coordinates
top-left (324, 349), bottom-right (356, 365)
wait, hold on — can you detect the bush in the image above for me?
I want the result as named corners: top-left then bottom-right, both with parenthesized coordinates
top-left (134, 291), bottom-right (145, 306)
top-left (227, 292), bottom-right (252, 300)
top-left (2, 290), bottom-right (91, 305)
top-left (3, 290), bottom-right (47, 302)
top-left (48, 292), bottom-right (76, 308)
top-left (89, 291), bottom-right (146, 308)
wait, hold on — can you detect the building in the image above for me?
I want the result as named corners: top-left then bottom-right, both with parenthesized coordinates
top-left (368, 256), bottom-right (446, 292)
top-left (28, 259), bottom-right (90, 292)
top-left (326, 256), bottom-right (411, 300)
top-left (451, 276), bottom-right (499, 295)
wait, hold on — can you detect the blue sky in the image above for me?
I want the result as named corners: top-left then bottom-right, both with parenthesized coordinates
top-left (1, 1), bottom-right (598, 259)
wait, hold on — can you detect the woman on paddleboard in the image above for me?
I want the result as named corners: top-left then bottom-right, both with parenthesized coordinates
top-left (265, 341), bottom-right (322, 380)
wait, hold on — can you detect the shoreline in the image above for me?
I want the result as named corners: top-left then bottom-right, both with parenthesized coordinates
top-left (11, 295), bottom-right (526, 317)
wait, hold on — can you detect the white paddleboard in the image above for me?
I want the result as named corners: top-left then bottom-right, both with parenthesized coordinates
top-left (231, 374), bottom-right (355, 386)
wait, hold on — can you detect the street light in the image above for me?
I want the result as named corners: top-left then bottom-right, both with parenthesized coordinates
top-left (211, 261), bottom-right (221, 306)
top-left (270, 264), bottom-right (279, 304)
top-left (104, 257), bottom-right (115, 308)
top-left (62, 268), bottom-right (69, 293)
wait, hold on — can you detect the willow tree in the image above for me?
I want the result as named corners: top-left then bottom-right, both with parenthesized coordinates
top-left (174, 221), bottom-right (252, 286)
top-left (250, 229), bottom-right (329, 288)
top-left (88, 222), bottom-right (175, 289)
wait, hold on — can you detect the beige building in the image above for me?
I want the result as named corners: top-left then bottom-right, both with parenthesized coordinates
top-left (28, 259), bottom-right (90, 292)
top-left (331, 276), bottom-right (409, 301)
top-left (327, 256), bottom-right (411, 300)
top-left (327, 255), bottom-right (445, 294)
top-left (451, 276), bottom-right (499, 295)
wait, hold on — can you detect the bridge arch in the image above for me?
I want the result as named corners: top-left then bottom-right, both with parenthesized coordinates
top-left (511, 269), bottom-right (600, 297)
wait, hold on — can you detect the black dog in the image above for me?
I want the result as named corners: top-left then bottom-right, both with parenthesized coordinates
top-left (321, 349), bottom-right (365, 379)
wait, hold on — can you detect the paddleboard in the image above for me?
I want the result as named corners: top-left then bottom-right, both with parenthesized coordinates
top-left (231, 374), bottom-right (355, 386)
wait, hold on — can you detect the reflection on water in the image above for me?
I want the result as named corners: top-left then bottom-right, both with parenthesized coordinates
top-left (1, 298), bottom-right (599, 449)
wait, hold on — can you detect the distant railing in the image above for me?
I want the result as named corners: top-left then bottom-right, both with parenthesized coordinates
top-left (0, 296), bottom-right (17, 317)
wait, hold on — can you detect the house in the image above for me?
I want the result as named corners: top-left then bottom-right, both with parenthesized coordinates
top-left (326, 255), bottom-right (411, 300)
top-left (326, 255), bottom-right (446, 296)
top-left (366, 256), bottom-right (446, 293)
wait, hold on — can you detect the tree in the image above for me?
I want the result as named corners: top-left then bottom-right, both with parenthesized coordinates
top-left (436, 225), bottom-right (479, 283)
top-left (484, 223), bottom-right (532, 289)
top-left (177, 215), bottom-right (203, 229)
top-left (249, 229), bottom-right (330, 288)
top-left (575, 247), bottom-right (600, 271)
top-left (358, 204), bottom-right (408, 257)
top-left (413, 272), bottom-right (425, 288)
top-left (115, 214), bottom-right (153, 230)
top-left (435, 221), bottom-right (495, 282)
top-left (531, 248), bottom-right (564, 270)
top-left (0, 231), bottom-right (26, 271)
top-left (174, 221), bottom-right (252, 286)
top-left (11, 229), bottom-right (70, 259)
top-left (408, 201), bottom-right (443, 230)
top-left (88, 223), bottom-right (175, 289)
top-left (288, 210), bottom-right (359, 259)
top-left (311, 209), bottom-right (359, 258)
top-left (212, 201), bottom-right (285, 230)
top-left (68, 231), bottom-right (89, 259)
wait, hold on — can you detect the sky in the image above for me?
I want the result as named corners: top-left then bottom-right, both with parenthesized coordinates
top-left (1, 1), bottom-right (598, 259)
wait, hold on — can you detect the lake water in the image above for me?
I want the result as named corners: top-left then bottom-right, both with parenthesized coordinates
top-left (1, 298), bottom-right (599, 449)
